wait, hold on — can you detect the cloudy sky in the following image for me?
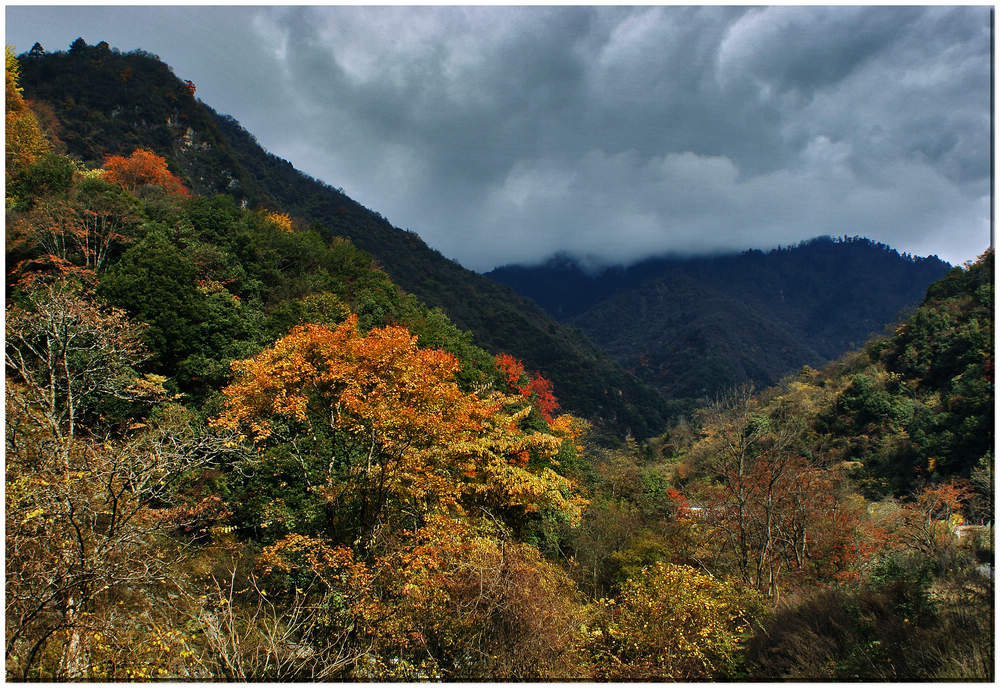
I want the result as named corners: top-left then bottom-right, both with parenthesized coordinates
top-left (6, 5), bottom-right (992, 271)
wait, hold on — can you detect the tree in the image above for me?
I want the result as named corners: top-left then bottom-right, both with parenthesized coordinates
top-left (689, 387), bottom-right (863, 597)
top-left (210, 319), bottom-right (588, 678)
top-left (5, 280), bottom-right (241, 678)
top-left (175, 539), bottom-right (382, 680)
top-left (213, 316), bottom-right (584, 543)
top-left (495, 353), bottom-right (559, 423)
top-left (968, 452), bottom-right (993, 522)
top-left (6, 46), bottom-right (49, 175)
top-left (98, 231), bottom-right (205, 371)
top-left (72, 177), bottom-right (141, 271)
top-left (8, 183), bottom-right (138, 281)
top-left (587, 562), bottom-right (765, 680)
top-left (368, 514), bottom-right (588, 679)
top-left (6, 152), bottom-right (75, 211)
top-left (6, 390), bottom-right (239, 679)
top-left (885, 481), bottom-right (973, 574)
top-left (5, 279), bottom-right (147, 448)
top-left (264, 210), bottom-right (293, 233)
top-left (101, 148), bottom-right (188, 196)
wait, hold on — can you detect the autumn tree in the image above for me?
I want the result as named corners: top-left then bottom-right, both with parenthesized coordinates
top-left (6, 46), bottom-right (49, 175)
top-left (587, 562), bottom-right (765, 680)
top-left (214, 316), bottom-right (584, 545)
top-left (5, 280), bottom-right (242, 678)
top-left (689, 386), bottom-right (864, 597)
top-left (6, 391), bottom-right (240, 679)
top-left (72, 176), bottom-right (142, 269)
top-left (209, 320), bottom-right (589, 678)
top-left (886, 481), bottom-right (973, 573)
top-left (367, 514), bottom-right (589, 679)
top-left (496, 353), bottom-right (559, 423)
top-left (264, 210), bottom-right (293, 233)
top-left (168, 540), bottom-right (384, 681)
top-left (101, 148), bottom-right (188, 196)
top-left (968, 452), bottom-right (994, 522)
top-left (7, 182), bottom-right (139, 281)
top-left (5, 279), bottom-right (147, 448)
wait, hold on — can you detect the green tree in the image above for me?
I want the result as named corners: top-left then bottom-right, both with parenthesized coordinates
top-left (99, 230), bottom-right (205, 373)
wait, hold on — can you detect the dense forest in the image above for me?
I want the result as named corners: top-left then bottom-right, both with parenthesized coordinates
top-left (5, 42), bottom-right (995, 681)
top-left (489, 238), bottom-right (951, 405)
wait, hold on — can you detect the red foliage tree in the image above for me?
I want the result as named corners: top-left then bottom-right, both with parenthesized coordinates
top-left (495, 353), bottom-right (526, 388)
top-left (495, 353), bottom-right (560, 423)
top-left (523, 375), bottom-right (559, 423)
top-left (101, 148), bottom-right (189, 195)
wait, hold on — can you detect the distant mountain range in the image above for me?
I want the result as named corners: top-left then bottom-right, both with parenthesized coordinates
top-left (488, 238), bottom-right (951, 403)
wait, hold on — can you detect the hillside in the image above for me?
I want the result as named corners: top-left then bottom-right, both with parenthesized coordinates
top-left (577, 273), bottom-right (822, 399)
top-left (671, 249), bottom-right (993, 496)
top-left (16, 39), bottom-right (670, 437)
top-left (6, 38), bottom-right (991, 683)
top-left (489, 237), bottom-right (951, 402)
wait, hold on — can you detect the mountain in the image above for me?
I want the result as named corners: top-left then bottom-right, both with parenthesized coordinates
top-left (575, 273), bottom-right (823, 400)
top-left (16, 39), bottom-right (671, 437)
top-left (489, 237), bottom-right (951, 402)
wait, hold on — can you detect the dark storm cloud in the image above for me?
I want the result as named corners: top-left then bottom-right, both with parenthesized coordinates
top-left (6, 6), bottom-right (991, 270)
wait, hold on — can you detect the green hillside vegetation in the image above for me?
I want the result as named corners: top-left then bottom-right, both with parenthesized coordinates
top-left (6, 45), bottom-right (993, 681)
top-left (15, 39), bottom-right (671, 438)
top-left (8, 170), bottom-right (503, 403)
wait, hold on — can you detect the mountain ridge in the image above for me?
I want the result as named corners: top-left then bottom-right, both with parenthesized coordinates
top-left (17, 39), bottom-right (672, 436)
top-left (489, 236), bottom-right (951, 402)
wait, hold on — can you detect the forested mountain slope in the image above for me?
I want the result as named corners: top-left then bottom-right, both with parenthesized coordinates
top-left (672, 249), bottom-right (993, 497)
top-left (490, 237), bottom-right (951, 402)
top-left (577, 273), bottom-right (823, 399)
top-left (16, 39), bottom-right (670, 436)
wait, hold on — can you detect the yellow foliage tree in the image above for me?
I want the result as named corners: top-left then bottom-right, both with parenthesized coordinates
top-left (264, 211), bottom-right (293, 232)
top-left (587, 562), bottom-right (765, 680)
top-left (6, 46), bottom-right (49, 175)
top-left (367, 513), bottom-right (589, 679)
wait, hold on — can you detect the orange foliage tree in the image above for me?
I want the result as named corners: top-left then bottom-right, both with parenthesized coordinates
top-left (211, 317), bottom-right (589, 678)
top-left (878, 480), bottom-right (973, 571)
top-left (101, 148), bottom-right (189, 195)
top-left (213, 316), bottom-right (584, 542)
